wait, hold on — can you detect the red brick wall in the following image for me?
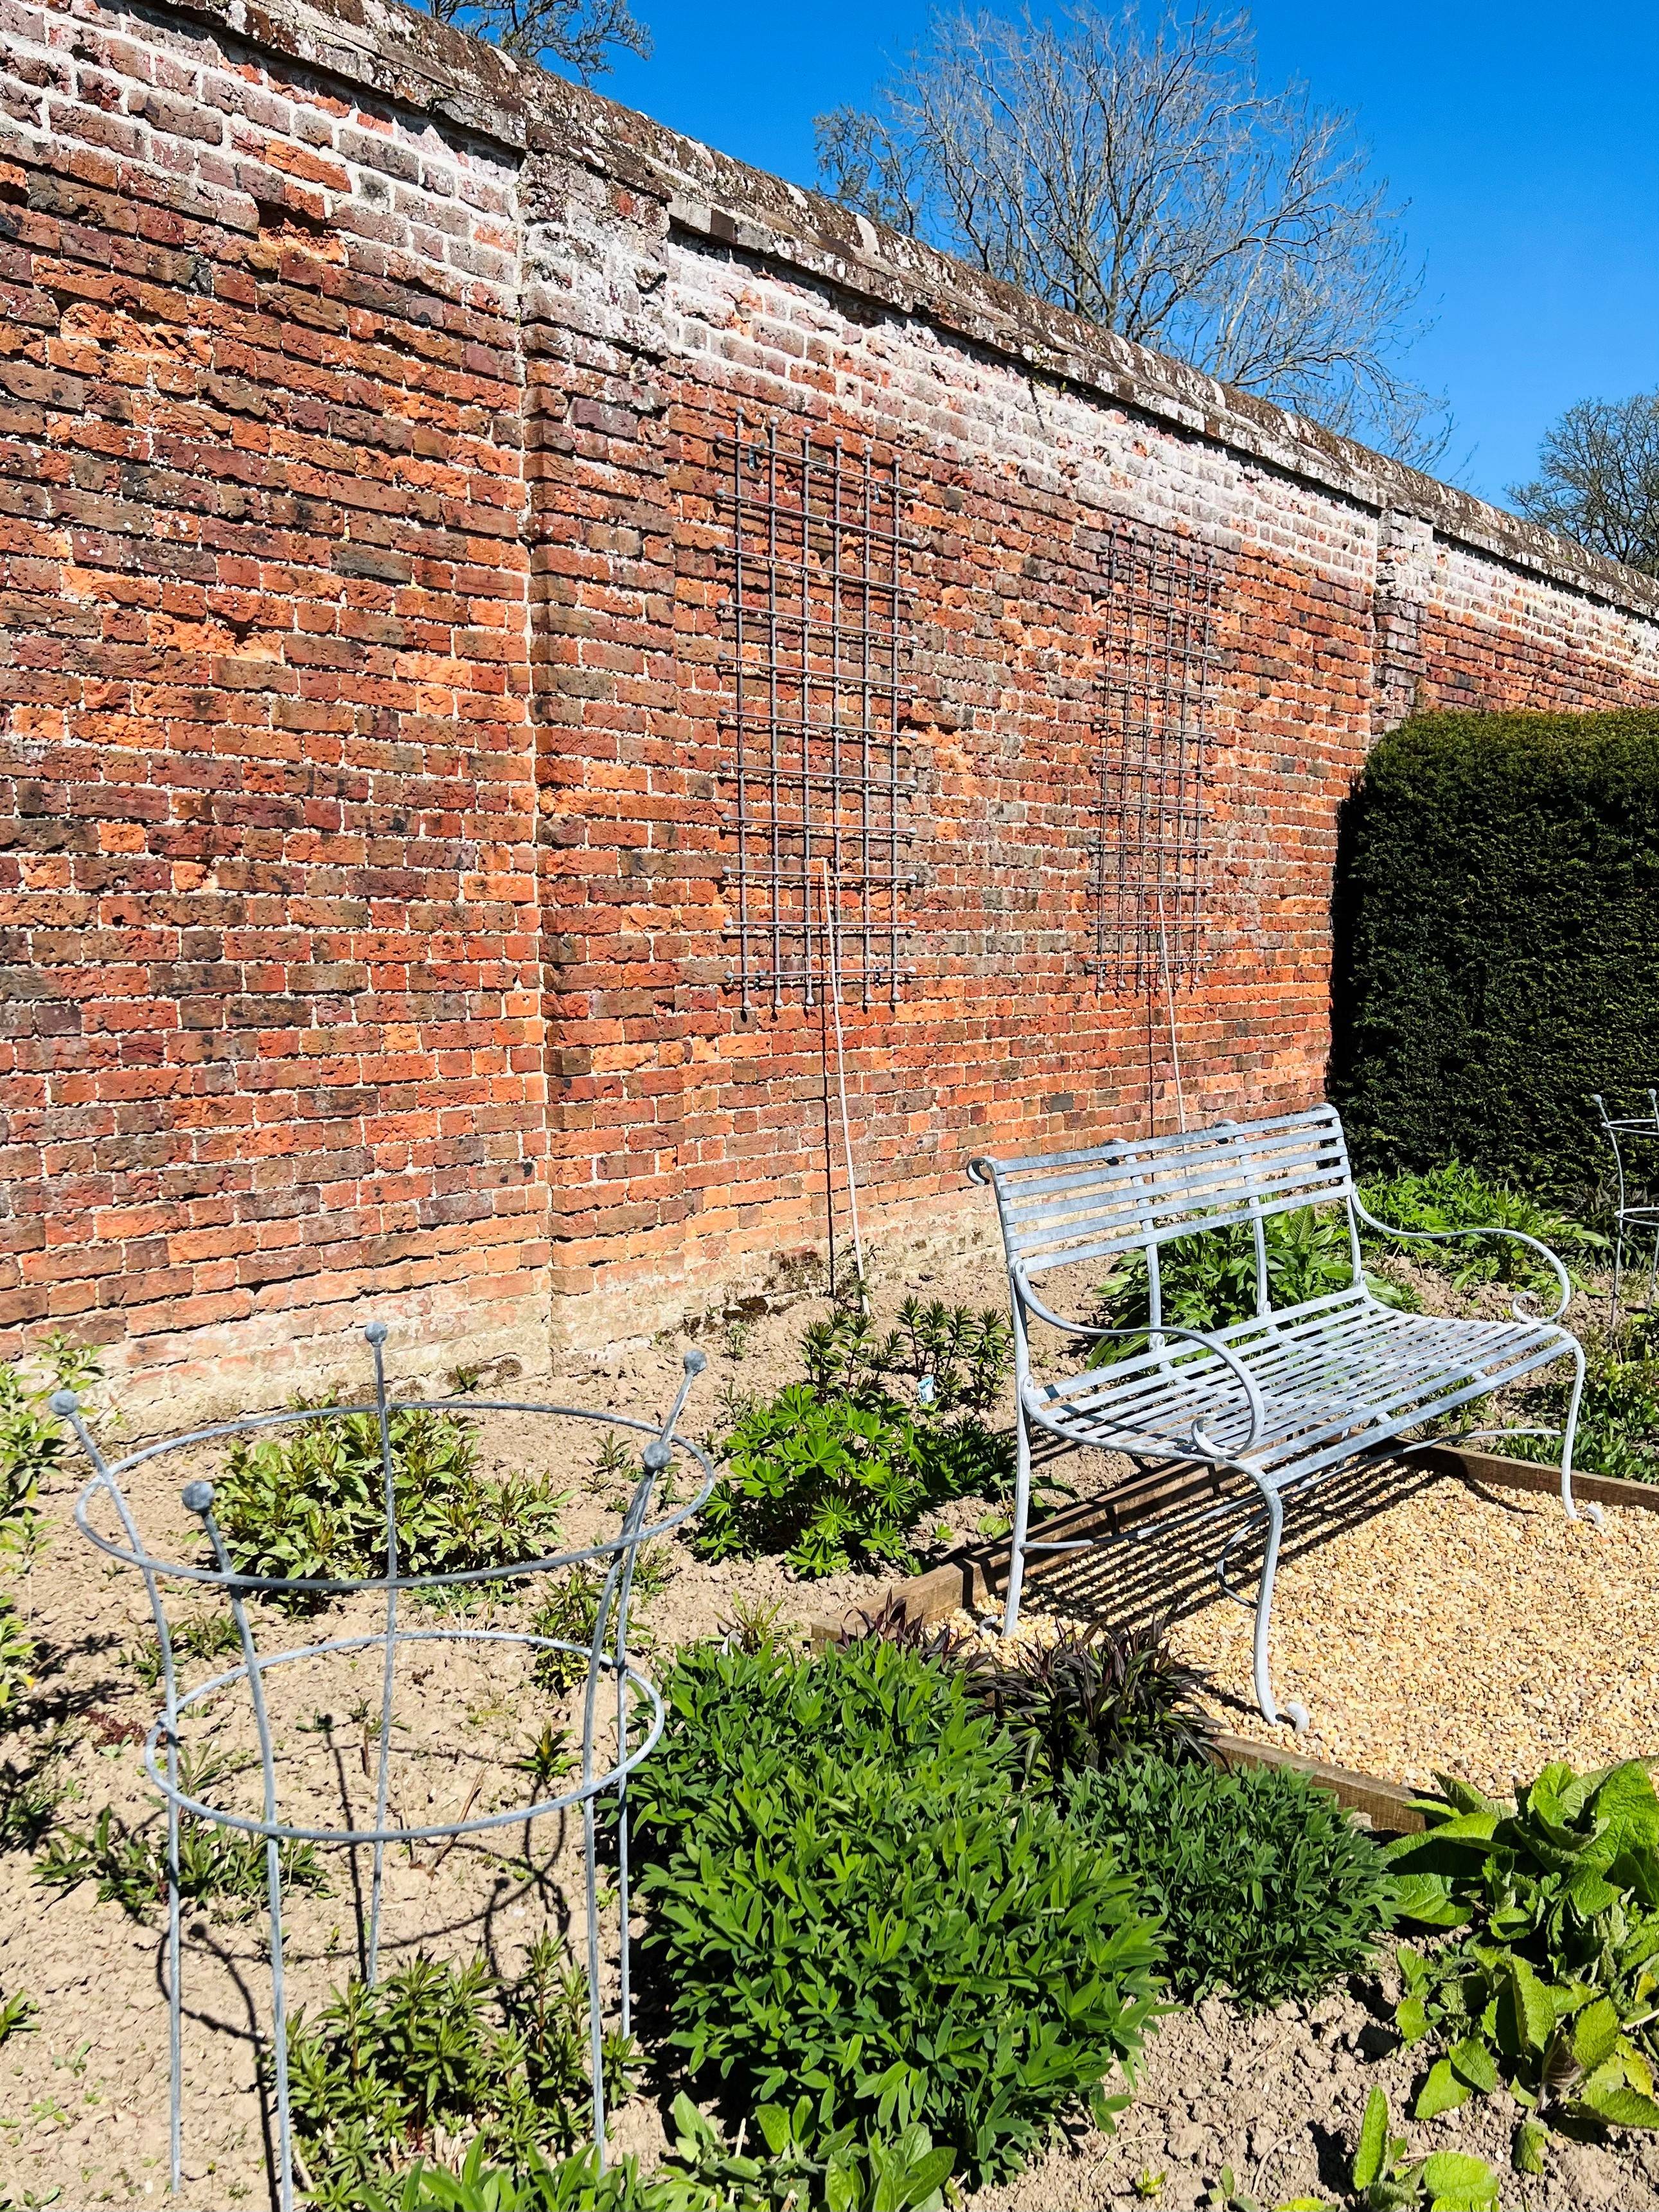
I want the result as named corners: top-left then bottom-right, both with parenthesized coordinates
top-left (3, 0), bottom-right (1658, 1412)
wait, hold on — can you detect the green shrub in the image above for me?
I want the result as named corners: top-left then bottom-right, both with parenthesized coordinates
top-left (287, 1940), bottom-right (639, 2209)
top-left (1331, 709), bottom-right (1659, 1192)
top-left (631, 1640), bottom-right (1164, 2184)
top-left (1383, 1760), bottom-right (1659, 2142)
top-left (0, 1334), bottom-right (100, 1718)
top-left (1066, 1753), bottom-right (1394, 2010)
top-left (211, 1399), bottom-right (567, 1599)
top-left (1501, 1320), bottom-right (1659, 1482)
top-left (965, 1619), bottom-right (1217, 1788)
top-left (362, 2096), bottom-right (954, 2212)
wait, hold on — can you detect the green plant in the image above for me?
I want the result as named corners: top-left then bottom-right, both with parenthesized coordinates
top-left (0, 1735), bottom-right (67, 1854)
top-left (0, 1988), bottom-right (37, 2047)
top-left (1067, 1752), bottom-right (1394, 2010)
top-left (1498, 1322), bottom-right (1659, 1482)
top-left (1089, 1206), bottom-right (1412, 1359)
top-left (700, 1386), bottom-right (930, 1575)
top-left (1350, 2087), bottom-right (1500, 2211)
top-left (288, 1939), bottom-right (639, 2209)
top-left (529, 1568), bottom-right (612, 1694)
top-left (1359, 1162), bottom-right (1604, 1291)
top-left (631, 1639), bottom-right (1164, 2186)
top-left (1331, 709), bottom-right (1659, 1192)
top-left (122, 1609), bottom-right (245, 1688)
top-left (35, 1748), bottom-right (327, 1920)
top-left (712, 1595), bottom-right (790, 1656)
top-left (210, 1399), bottom-right (567, 1602)
top-left (362, 2093), bottom-right (953, 2211)
top-left (1383, 1760), bottom-right (1659, 2143)
top-left (966, 1618), bottom-right (1216, 1787)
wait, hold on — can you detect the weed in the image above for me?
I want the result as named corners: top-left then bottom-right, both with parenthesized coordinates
top-left (713, 1594), bottom-right (790, 1656)
top-left (1383, 1759), bottom-right (1659, 2143)
top-left (510, 1725), bottom-right (576, 1798)
top-left (35, 1748), bottom-right (327, 1921)
top-left (122, 1610), bottom-right (245, 1688)
top-left (0, 1736), bottom-right (67, 1854)
top-left (967, 1619), bottom-right (1218, 1787)
top-left (0, 1989), bottom-right (36, 2046)
top-left (1067, 1752), bottom-right (1395, 2010)
top-left (631, 1640), bottom-right (1164, 2185)
top-left (285, 1939), bottom-right (639, 2208)
top-left (211, 1400), bottom-right (567, 1600)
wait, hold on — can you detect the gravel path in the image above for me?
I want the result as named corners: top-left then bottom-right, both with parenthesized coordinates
top-left (1167, 1470), bottom-right (1659, 1796)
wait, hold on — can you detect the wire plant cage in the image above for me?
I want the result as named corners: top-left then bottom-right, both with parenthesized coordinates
top-left (713, 411), bottom-right (916, 1013)
top-left (56, 1324), bottom-right (713, 2212)
top-left (1088, 520), bottom-right (1218, 996)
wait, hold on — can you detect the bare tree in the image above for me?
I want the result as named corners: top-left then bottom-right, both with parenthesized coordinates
top-left (817, 5), bottom-right (1442, 463)
top-left (423, 0), bottom-right (649, 80)
top-left (1508, 393), bottom-right (1659, 576)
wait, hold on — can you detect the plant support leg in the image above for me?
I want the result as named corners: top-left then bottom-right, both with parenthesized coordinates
top-left (1249, 1478), bottom-right (1308, 1734)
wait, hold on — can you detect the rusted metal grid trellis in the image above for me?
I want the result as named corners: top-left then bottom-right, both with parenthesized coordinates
top-left (714, 413), bottom-right (914, 1011)
top-left (1088, 521), bottom-right (1219, 993)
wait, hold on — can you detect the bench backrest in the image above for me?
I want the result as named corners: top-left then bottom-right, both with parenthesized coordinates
top-left (968, 1105), bottom-right (1356, 1296)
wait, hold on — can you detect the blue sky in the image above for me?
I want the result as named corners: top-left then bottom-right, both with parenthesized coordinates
top-left (597, 0), bottom-right (1659, 508)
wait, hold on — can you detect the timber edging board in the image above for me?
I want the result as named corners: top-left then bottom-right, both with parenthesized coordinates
top-left (804, 1444), bottom-right (1659, 1834)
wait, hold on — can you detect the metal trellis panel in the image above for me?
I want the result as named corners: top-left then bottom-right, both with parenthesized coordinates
top-left (1089, 521), bottom-right (1218, 993)
top-left (715, 414), bottom-right (914, 1010)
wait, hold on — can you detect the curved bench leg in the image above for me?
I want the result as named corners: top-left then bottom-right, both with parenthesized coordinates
top-left (1002, 1401), bottom-right (1033, 1638)
top-left (1249, 1479), bottom-right (1308, 1735)
top-left (1559, 1337), bottom-right (1603, 1529)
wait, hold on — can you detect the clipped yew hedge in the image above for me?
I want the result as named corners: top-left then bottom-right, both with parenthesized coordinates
top-left (1330, 709), bottom-right (1659, 1192)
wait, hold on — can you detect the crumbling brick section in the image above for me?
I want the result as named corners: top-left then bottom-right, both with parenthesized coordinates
top-left (3, 0), bottom-right (1659, 1413)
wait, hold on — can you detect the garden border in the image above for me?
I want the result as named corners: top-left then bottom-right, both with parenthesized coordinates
top-left (806, 1444), bottom-right (1659, 1836)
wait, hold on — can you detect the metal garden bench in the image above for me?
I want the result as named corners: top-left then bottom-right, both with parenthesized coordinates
top-left (968, 1104), bottom-right (1592, 1733)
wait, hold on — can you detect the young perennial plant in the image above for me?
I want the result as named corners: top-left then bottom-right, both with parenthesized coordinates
top-left (1383, 1760), bottom-right (1659, 2149)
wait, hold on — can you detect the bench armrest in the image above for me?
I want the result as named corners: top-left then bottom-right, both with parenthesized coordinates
top-left (1349, 1194), bottom-right (1572, 1325)
top-left (1015, 1272), bottom-right (1267, 1461)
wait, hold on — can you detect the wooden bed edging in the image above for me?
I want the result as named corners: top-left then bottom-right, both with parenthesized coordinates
top-left (804, 1443), bottom-right (1659, 1833)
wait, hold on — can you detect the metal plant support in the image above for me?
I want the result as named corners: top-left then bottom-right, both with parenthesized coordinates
top-left (1594, 1091), bottom-right (1659, 1322)
top-left (55, 1325), bottom-right (713, 2212)
top-left (715, 412), bottom-right (914, 1010)
top-left (1089, 522), bottom-right (1218, 994)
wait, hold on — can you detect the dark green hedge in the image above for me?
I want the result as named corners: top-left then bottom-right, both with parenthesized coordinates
top-left (1329, 709), bottom-right (1659, 1193)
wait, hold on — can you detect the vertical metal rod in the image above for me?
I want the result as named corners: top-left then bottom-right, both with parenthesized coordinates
top-left (830, 441), bottom-right (844, 947)
top-left (818, 865), bottom-right (837, 1298)
top-left (732, 412), bottom-right (750, 1013)
top-left (859, 454), bottom-right (873, 1005)
top-left (767, 419), bottom-right (783, 1011)
top-left (364, 1320), bottom-right (398, 1986)
top-left (887, 453), bottom-right (901, 1006)
top-left (801, 429), bottom-right (815, 1007)
top-left (190, 1491), bottom-right (293, 2212)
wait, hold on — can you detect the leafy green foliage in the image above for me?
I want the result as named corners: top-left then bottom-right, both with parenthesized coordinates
top-left (1383, 1760), bottom-right (1659, 2141)
top-left (1331, 709), bottom-right (1659, 1191)
top-left (698, 1303), bottom-right (1014, 1578)
top-left (529, 1567), bottom-right (612, 1694)
top-left (35, 1748), bottom-right (327, 1920)
top-left (211, 1399), bottom-right (567, 1600)
top-left (1066, 1753), bottom-right (1395, 2010)
top-left (0, 1986), bottom-right (36, 2047)
top-left (1088, 1205), bottom-right (1414, 1357)
top-left (1349, 2087), bottom-right (1500, 2211)
top-left (1504, 1318), bottom-right (1659, 1483)
top-left (123, 1607), bottom-right (245, 1687)
top-left (0, 1334), bottom-right (102, 1719)
top-left (0, 1733), bottom-right (67, 1854)
top-left (965, 1619), bottom-right (1217, 1787)
top-left (361, 2094), bottom-right (954, 2212)
top-left (631, 1640), bottom-right (1164, 2184)
top-left (1360, 1162), bottom-right (1604, 1289)
top-left (287, 1939), bottom-right (640, 2209)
